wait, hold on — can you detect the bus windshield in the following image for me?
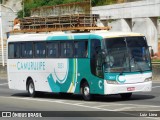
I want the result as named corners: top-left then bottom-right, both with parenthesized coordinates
top-left (104, 37), bottom-right (151, 73)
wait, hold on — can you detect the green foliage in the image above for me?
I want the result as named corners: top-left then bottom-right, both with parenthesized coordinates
top-left (17, 0), bottom-right (116, 18)
top-left (152, 59), bottom-right (160, 62)
top-left (92, 0), bottom-right (115, 6)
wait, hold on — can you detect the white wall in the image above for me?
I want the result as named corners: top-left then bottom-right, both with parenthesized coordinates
top-left (92, 0), bottom-right (160, 19)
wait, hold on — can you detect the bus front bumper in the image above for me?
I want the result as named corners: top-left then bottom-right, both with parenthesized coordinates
top-left (104, 81), bottom-right (152, 95)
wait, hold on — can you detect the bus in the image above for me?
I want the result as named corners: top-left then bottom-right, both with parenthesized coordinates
top-left (7, 31), bottom-right (152, 100)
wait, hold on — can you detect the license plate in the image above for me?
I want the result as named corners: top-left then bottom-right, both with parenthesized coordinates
top-left (127, 87), bottom-right (135, 91)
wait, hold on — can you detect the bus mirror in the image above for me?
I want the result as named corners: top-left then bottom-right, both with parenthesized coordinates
top-left (151, 49), bottom-right (154, 57)
top-left (101, 49), bottom-right (107, 59)
top-left (148, 46), bottom-right (154, 57)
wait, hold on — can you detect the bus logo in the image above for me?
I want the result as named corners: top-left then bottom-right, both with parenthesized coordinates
top-left (116, 75), bottom-right (126, 84)
top-left (98, 80), bottom-right (103, 89)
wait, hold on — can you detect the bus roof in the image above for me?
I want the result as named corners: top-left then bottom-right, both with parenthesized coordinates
top-left (8, 31), bottom-right (144, 42)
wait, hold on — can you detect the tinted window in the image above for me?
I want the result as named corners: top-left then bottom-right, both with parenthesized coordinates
top-left (90, 40), bottom-right (102, 77)
top-left (34, 42), bottom-right (46, 58)
top-left (47, 42), bottom-right (59, 58)
top-left (91, 40), bottom-right (101, 58)
top-left (8, 43), bottom-right (14, 59)
top-left (127, 37), bottom-right (147, 47)
top-left (104, 37), bottom-right (151, 73)
top-left (74, 41), bottom-right (88, 58)
top-left (60, 42), bottom-right (73, 58)
top-left (105, 38), bottom-right (129, 72)
top-left (21, 42), bottom-right (33, 58)
top-left (12, 43), bottom-right (20, 58)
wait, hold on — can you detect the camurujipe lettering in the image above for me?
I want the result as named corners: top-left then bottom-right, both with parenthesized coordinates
top-left (17, 62), bottom-right (45, 70)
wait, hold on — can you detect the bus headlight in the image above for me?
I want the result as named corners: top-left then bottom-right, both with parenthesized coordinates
top-left (144, 77), bottom-right (152, 82)
top-left (106, 80), bottom-right (118, 84)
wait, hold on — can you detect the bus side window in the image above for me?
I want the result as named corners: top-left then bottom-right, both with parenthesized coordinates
top-left (8, 43), bottom-right (14, 59)
top-left (34, 42), bottom-right (46, 58)
top-left (47, 42), bottom-right (59, 58)
top-left (21, 42), bottom-right (33, 58)
top-left (60, 42), bottom-right (73, 58)
top-left (83, 41), bottom-right (88, 57)
top-left (74, 41), bottom-right (88, 58)
top-left (61, 42), bottom-right (66, 57)
top-left (66, 42), bottom-right (73, 57)
top-left (14, 43), bottom-right (21, 58)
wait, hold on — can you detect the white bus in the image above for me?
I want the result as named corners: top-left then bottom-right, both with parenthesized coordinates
top-left (7, 31), bottom-right (152, 100)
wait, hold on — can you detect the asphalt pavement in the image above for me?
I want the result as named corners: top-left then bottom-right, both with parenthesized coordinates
top-left (0, 78), bottom-right (160, 120)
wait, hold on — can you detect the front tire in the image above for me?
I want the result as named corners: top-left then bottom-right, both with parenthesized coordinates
top-left (120, 93), bottom-right (132, 100)
top-left (81, 82), bottom-right (92, 101)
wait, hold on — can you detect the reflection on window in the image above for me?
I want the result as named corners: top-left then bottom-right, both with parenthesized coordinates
top-left (47, 42), bottom-right (59, 58)
top-left (61, 42), bottom-right (73, 58)
top-left (105, 37), bottom-right (151, 73)
top-left (90, 40), bottom-right (101, 77)
top-left (8, 44), bottom-right (14, 59)
top-left (22, 42), bottom-right (33, 58)
top-left (34, 42), bottom-right (46, 58)
top-left (105, 38), bottom-right (130, 72)
top-left (106, 48), bottom-right (130, 72)
top-left (127, 37), bottom-right (151, 72)
top-left (14, 43), bottom-right (20, 58)
top-left (74, 41), bottom-right (88, 58)
top-left (8, 40), bottom-right (89, 59)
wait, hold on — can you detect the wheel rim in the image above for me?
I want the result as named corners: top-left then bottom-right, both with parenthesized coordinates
top-left (84, 86), bottom-right (89, 96)
top-left (29, 83), bottom-right (34, 94)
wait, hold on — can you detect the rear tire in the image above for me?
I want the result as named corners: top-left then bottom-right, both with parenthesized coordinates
top-left (81, 82), bottom-right (92, 101)
top-left (120, 93), bottom-right (132, 100)
top-left (27, 80), bottom-right (37, 97)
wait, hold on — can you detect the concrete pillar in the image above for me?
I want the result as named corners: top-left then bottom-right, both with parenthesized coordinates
top-left (108, 19), bottom-right (122, 32)
top-left (121, 19), bottom-right (132, 32)
top-left (108, 19), bottom-right (132, 32)
top-left (101, 20), bottom-right (108, 27)
top-left (132, 17), bottom-right (158, 53)
top-left (124, 18), bottom-right (132, 31)
top-left (148, 17), bottom-right (158, 53)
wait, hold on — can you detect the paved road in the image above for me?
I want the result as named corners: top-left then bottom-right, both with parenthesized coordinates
top-left (0, 78), bottom-right (160, 120)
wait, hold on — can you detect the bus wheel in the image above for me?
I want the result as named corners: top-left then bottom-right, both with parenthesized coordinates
top-left (27, 80), bottom-right (36, 97)
top-left (120, 93), bottom-right (132, 100)
top-left (81, 82), bottom-right (92, 101)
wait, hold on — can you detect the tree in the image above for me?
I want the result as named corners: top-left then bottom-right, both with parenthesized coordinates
top-left (17, 0), bottom-right (116, 18)
top-left (92, 0), bottom-right (116, 6)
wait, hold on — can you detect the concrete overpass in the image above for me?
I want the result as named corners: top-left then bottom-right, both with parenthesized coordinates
top-left (92, 0), bottom-right (160, 53)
